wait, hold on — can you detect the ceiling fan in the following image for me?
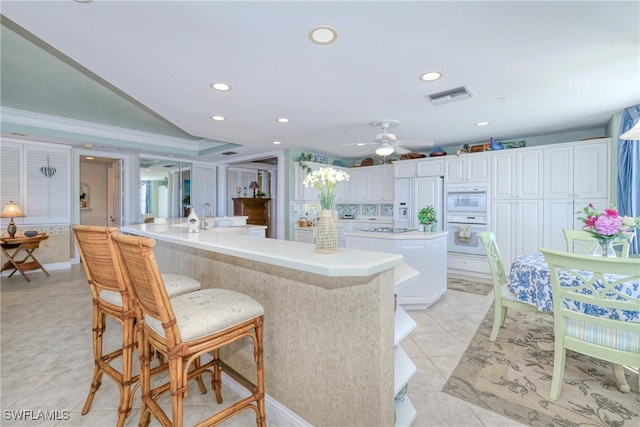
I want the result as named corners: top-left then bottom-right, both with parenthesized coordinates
top-left (346, 120), bottom-right (434, 157)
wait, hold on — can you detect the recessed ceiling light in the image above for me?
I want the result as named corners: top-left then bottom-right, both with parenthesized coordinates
top-left (276, 118), bottom-right (290, 123)
top-left (475, 121), bottom-right (490, 127)
top-left (420, 71), bottom-right (442, 82)
top-left (211, 116), bottom-right (225, 121)
top-left (309, 26), bottom-right (337, 45)
top-left (273, 141), bottom-right (282, 145)
top-left (85, 156), bottom-right (94, 160)
top-left (211, 82), bottom-right (231, 91)
top-left (356, 143), bottom-right (366, 146)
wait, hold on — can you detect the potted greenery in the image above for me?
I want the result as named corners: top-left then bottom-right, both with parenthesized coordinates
top-left (297, 153), bottom-right (314, 174)
top-left (417, 206), bottom-right (438, 232)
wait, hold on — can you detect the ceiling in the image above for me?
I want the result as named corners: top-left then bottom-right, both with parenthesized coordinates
top-left (1, 1), bottom-right (638, 163)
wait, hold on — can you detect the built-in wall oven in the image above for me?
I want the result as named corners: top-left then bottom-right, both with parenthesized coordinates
top-left (444, 185), bottom-right (489, 255)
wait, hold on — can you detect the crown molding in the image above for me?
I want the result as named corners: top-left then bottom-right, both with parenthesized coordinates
top-left (1, 107), bottom-right (227, 152)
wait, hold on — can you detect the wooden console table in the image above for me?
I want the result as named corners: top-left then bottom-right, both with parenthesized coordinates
top-left (233, 197), bottom-right (272, 238)
top-left (1, 234), bottom-right (50, 282)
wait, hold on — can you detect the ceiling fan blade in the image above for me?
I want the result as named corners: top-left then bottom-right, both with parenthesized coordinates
top-left (397, 139), bottom-right (434, 147)
top-left (393, 145), bottom-right (412, 155)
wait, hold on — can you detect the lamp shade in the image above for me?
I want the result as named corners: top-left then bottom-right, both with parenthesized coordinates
top-left (620, 120), bottom-right (640, 140)
top-left (1, 201), bottom-right (24, 218)
top-left (249, 181), bottom-right (259, 189)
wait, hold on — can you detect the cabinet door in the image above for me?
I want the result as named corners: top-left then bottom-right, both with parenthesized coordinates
top-left (466, 155), bottom-right (491, 182)
top-left (350, 168), bottom-right (367, 202)
top-left (515, 200), bottom-right (544, 257)
top-left (294, 229), bottom-right (314, 244)
top-left (543, 146), bottom-right (573, 199)
top-left (574, 142), bottom-right (608, 199)
top-left (416, 159), bottom-right (444, 177)
top-left (394, 161), bottom-right (415, 178)
top-left (517, 149), bottom-right (544, 199)
top-left (543, 199), bottom-right (574, 252)
top-left (491, 199), bottom-right (517, 269)
top-left (378, 165), bottom-right (394, 201)
top-left (294, 163), bottom-right (320, 201)
top-left (444, 157), bottom-right (465, 183)
top-left (491, 151), bottom-right (516, 199)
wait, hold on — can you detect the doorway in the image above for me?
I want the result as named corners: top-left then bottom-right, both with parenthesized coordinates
top-left (78, 155), bottom-right (124, 227)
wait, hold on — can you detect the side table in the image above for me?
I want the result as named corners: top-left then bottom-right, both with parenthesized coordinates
top-left (1, 234), bottom-right (50, 282)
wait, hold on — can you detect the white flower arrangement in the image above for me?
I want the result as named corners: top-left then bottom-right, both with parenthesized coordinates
top-left (303, 167), bottom-right (350, 209)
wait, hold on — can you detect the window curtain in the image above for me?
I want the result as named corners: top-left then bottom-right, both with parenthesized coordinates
top-left (617, 104), bottom-right (640, 254)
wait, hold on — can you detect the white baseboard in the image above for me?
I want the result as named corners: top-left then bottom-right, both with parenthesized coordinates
top-left (221, 372), bottom-right (312, 427)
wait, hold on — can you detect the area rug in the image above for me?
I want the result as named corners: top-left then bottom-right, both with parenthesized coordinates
top-left (447, 276), bottom-right (493, 296)
top-left (443, 307), bottom-right (639, 426)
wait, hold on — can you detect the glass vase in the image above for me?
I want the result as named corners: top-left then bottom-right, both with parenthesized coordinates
top-left (315, 209), bottom-right (338, 254)
top-left (593, 238), bottom-right (616, 257)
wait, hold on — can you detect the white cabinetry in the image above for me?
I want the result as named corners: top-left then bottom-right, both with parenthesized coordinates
top-left (344, 233), bottom-right (447, 309)
top-left (294, 228), bottom-right (314, 244)
top-left (445, 154), bottom-right (491, 183)
top-left (417, 159), bottom-right (444, 177)
top-left (294, 162), bottom-right (319, 201)
top-left (293, 226), bottom-right (346, 247)
top-left (394, 161), bottom-right (416, 178)
top-left (543, 140), bottom-right (609, 199)
top-left (542, 139), bottom-right (610, 252)
top-left (490, 148), bottom-right (544, 269)
top-left (348, 167), bottom-right (368, 202)
top-left (365, 165), bottom-right (394, 202)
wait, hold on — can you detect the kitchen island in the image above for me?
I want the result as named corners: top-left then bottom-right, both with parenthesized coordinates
top-left (120, 222), bottom-right (402, 426)
top-left (344, 230), bottom-right (448, 310)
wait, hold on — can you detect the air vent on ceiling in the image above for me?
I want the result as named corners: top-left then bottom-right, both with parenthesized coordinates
top-left (427, 86), bottom-right (474, 106)
top-left (222, 151), bottom-right (238, 156)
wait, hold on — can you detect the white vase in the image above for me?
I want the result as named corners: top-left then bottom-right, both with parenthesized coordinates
top-left (187, 208), bottom-right (200, 233)
top-left (315, 210), bottom-right (338, 254)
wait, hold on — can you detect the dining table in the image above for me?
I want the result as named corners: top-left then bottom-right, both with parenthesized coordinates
top-left (507, 251), bottom-right (640, 393)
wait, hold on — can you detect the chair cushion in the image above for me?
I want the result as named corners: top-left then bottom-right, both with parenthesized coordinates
top-left (99, 273), bottom-right (201, 306)
top-left (501, 283), bottom-right (519, 301)
top-left (144, 288), bottom-right (264, 342)
top-left (566, 318), bottom-right (639, 352)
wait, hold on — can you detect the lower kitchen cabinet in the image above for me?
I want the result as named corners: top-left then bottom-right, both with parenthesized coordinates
top-left (344, 232), bottom-right (447, 309)
top-left (293, 226), bottom-right (346, 247)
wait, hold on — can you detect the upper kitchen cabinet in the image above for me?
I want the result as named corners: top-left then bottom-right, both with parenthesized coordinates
top-left (491, 148), bottom-right (544, 200)
top-left (444, 154), bottom-right (491, 183)
top-left (394, 161), bottom-right (416, 178)
top-left (393, 158), bottom-right (444, 178)
top-left (365, 165), bottom-right (394, 202)
top-left (416, 159), bottom-right (444, 177)
top-left (294, 162), bottom-right (319, 201)
top-left (543, 139), bottom-right (609, 199)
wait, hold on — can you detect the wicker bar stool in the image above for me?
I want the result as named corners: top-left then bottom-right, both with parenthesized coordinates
top-left (111, 231), bottom-right (266, 427)
top-left (73, 225), bottom-right (203, 426)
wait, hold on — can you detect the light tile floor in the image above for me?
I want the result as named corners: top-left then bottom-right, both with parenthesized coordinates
top-left (1, 266), bottom-right (526, 427)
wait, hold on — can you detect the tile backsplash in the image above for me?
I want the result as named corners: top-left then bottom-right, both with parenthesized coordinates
top-left (291, 202), bottom-right (393, 221)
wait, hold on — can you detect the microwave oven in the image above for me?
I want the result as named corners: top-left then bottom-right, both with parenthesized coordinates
top-left (445, 186), bottom-right (488, 213)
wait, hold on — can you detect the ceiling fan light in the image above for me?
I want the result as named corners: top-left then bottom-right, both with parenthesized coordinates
top-left (375, 145), bottom-right (394, 156)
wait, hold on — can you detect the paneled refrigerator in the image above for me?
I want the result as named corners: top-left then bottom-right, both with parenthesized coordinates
top-left (394, 176), bottom-right (444, 230)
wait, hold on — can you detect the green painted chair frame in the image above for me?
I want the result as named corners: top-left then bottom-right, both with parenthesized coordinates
top-left (478, 230), bottom-right (544, 342)
top-left (541, 248), bottom-right (640, 400)
top-left (562, 229), bottom-right (635, 258)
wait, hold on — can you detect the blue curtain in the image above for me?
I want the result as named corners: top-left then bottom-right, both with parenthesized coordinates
top-left (617, 104), bottom-right (640, 254)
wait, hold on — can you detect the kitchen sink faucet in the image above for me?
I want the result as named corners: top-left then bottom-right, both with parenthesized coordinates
top-left (201, 203), bottom-right (214, 230)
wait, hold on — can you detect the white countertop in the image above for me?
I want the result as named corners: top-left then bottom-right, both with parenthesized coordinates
top-left (344, 230), bottom-right (448, 240)
top-left (121, 221), bottom-right (403, 277)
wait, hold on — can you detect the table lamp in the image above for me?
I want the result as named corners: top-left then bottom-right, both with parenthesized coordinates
top-left (250, 181), bottom-right (259, 197)
top-left (1, 201), bottom-right (25, 238)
